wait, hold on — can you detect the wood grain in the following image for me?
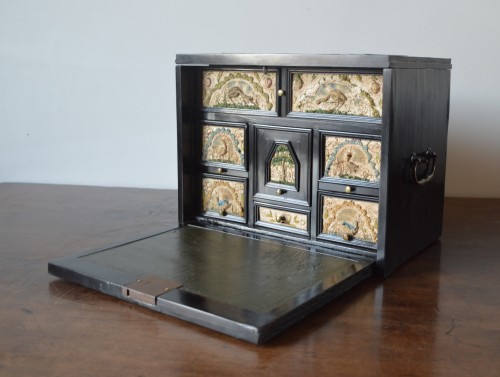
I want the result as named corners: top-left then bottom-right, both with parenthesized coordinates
top-left (1, 183), bottom-right (499, 377)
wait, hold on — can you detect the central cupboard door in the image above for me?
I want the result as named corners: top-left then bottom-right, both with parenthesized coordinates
top-left (254, 125), bottom-right (312, 206)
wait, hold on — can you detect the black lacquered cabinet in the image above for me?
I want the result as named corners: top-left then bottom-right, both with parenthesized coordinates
top-left (49, 54), bottom-right (452, 344)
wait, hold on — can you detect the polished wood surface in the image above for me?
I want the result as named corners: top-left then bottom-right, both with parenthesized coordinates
top-left (1, 183), bottom-right (499, 376)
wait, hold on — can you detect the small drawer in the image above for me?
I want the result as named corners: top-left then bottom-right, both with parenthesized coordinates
top-left (319, 194), bottom-right (379, 245)
top-left (201, 176), bottom-right (246, 222)
top-left (322, 133), bottom-right (381, 184)
top-left (255, 204), bottom-right (309, 235)
top-left (202, 122), bottom-right (247, 170)
top-left (291, 72), bottom-right (383, 118)
top-left (202, 69), bottom-right (277, 112)
top-left (318, 181), bottom-right (379, 197)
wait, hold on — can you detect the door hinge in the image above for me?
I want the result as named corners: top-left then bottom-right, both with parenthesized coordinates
top-left (122, 276), bottom-right (182, 305)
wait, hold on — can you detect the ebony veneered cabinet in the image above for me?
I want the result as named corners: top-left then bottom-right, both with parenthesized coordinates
top-left (49, 54), bottom-right (452, 344)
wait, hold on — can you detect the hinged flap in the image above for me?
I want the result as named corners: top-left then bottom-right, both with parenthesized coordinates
top-left (49, 226), bottom-right (373, 343)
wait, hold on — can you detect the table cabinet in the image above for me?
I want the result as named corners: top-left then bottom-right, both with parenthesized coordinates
top-left (50, 54), bottom-right (451, 344)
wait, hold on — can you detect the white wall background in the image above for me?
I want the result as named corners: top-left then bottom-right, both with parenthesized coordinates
top-left (1, 0), bottom-right (499, 197)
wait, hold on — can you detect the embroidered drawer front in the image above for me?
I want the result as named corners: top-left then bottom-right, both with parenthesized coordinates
top-left (256, 205), bottom-right (309, 235)
top-left (201, 177), bottom-right (246, 221)
top-left (323, 135), bottom-right (381, 183)
top-left (202, 123), bottom-right (246, 169)
top-left (291, 72), bottom-right (383, 118)
top-left (202, 70), bottom-right (277, 112)
top-left (320, 195), bottom-right (379, 244)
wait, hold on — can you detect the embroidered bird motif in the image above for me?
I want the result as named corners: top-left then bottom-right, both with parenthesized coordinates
top-left (227, 86), bottom-right (255, 106)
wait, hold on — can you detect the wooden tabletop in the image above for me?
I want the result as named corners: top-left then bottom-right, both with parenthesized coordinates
top-left (1, 183), bottom-right (499, 377)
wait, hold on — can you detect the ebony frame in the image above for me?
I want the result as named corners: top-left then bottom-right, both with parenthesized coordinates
top-left (179, 57), bottom-right (451, 276)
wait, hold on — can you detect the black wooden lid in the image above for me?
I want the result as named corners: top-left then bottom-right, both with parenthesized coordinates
top-left (176, 53), bottom-right (452, 69)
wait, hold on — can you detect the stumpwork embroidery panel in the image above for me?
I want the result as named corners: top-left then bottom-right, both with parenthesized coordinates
top-left (322, 196), bottom-right (379, 243)
top-left (202, 125), bottom-right (245, 167)
top-left (269, 144), bottom-right (296, 186)
top-left (202, 70), bottom-right (277, 111)
top-left (202, 178), bottom-right (245, 218)
top-left (324, 136), bottom-right (381, 182)
top-left (258, 207), bottom-right (308, 231)
top-left (292, 73), bottom-right (383, 117)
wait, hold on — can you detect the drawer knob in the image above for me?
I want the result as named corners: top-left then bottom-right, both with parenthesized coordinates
top-left (277, 215), bottom-right (287, 223)
top-left (343, 233), bottom-right (354, 241)
top-left (217, 167), bottom-right (226, 174)
top-left (277, 89), bottom-right (286, 97)
top-left (345, 186), bottom-right (353, 193)
top-left (219, 209), bottom-right (227, 216)
top-left (276, 188), bottom-right (285, 196)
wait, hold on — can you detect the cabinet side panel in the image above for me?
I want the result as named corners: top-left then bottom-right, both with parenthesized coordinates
top-left (177, 66), bottom-right (199, 225)
top-left (379, 68), bottom-right (451, 276)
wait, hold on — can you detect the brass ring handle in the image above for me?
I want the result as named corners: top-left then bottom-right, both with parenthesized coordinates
top-left (410, 148), bottom-right (437, 185)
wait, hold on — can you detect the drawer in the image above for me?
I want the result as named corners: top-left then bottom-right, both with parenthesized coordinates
top-left (319, 194), bottom-right (379, 245)
top-left (321, 133), bottom-right (381, 184)
top-left (201, 176), bottom-right (246, 222)
top-left (202, 122), bottom-right (247, 170)
top-left (255, 204), bottom-right (309, 236)
top-left (290, 72), bottom-right (383, 118)
top-left (202, 69), bottom-right (277, 113)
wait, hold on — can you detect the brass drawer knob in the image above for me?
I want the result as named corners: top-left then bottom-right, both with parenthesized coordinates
top-left (217, 167), bottom-right (226, 174)
top-left (277, 89), bottom-right (285, 97)
top-left (276, 188), bottom-right (285, 195)
top-left (276, 215), bottom-right (287, 223)
top-left (219, 209), bottom-right (227, 216)
top-left (345, 186), bottom-right (353, 193)
top-left (343, 233), bottom-right (353, 241)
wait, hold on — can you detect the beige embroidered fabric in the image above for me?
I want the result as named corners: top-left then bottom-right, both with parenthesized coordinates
top-left (202, 70), bottom-right (277, 111)
top-left (292, 73), bottom-right (383, 117)
top-left (202, 124), bottom-right (245, 167)
top-left (202, 178), bottom-right (245, 218)
top-left (322, 196), bottom-right (379, 243)
top-left (258, 207), bottom-right (308, 231)
top-left (324, 136), bottom-right (381, 182)
top-left (269, 144), bottom-right (296, 186)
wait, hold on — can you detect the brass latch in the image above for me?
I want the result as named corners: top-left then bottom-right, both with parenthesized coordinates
top-left (122, 276), bottom-right (182, 306)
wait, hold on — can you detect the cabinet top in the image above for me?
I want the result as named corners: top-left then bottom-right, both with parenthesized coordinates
top-left (175, 53), bottom-right (451, 70)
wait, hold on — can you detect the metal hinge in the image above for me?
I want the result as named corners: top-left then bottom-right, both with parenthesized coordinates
top-left (122, 276), bottom-right (182, 305)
